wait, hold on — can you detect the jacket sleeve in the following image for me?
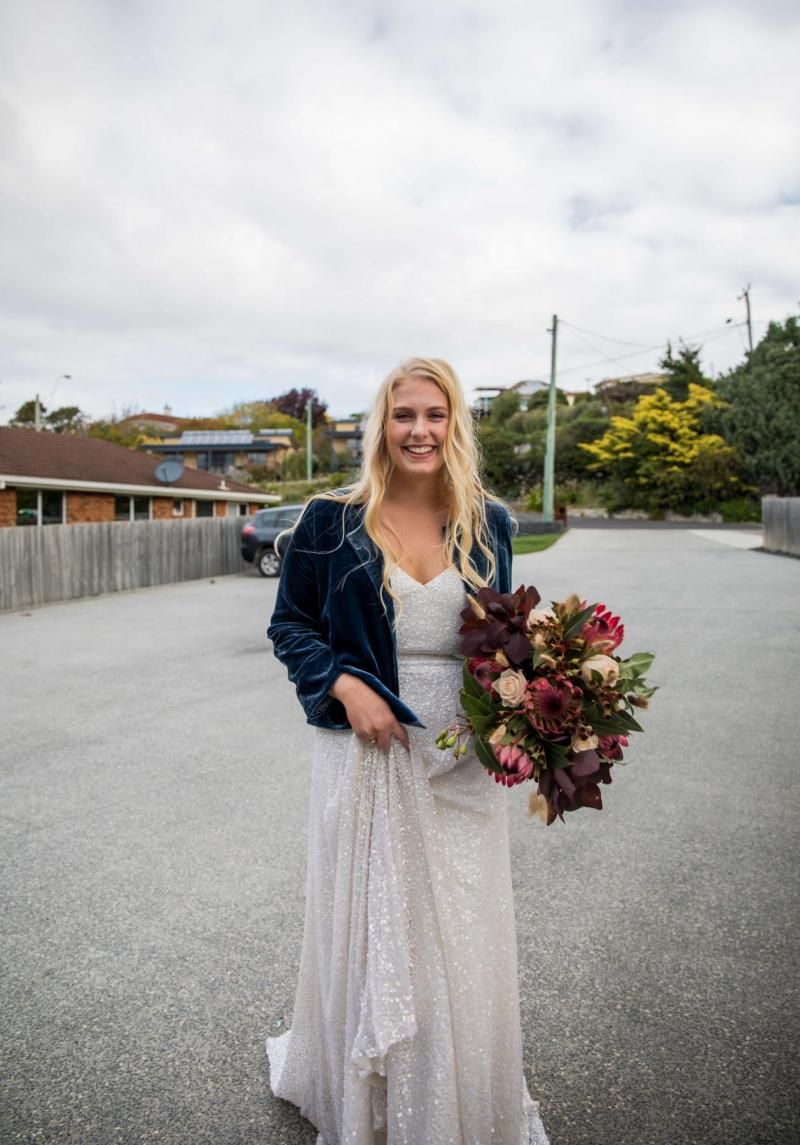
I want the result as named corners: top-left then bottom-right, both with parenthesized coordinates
top-left (494, 504), bottom-right (515, 595)
top-left (266, 503), bottom-right (343, 722)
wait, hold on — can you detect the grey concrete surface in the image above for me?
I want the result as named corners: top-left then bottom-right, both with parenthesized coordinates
top-left (1, 528), bottom-right (798, 1144)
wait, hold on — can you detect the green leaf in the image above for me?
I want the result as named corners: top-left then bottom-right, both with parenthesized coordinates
top-left (460, 689), bottom-right (493, 717)
top-left (541, 739), bottom-right (572, 769)
top-left (614, 709), bottom-right (644, 733)
top-left (562, 603), bottom-right (600, 641)
top-left (462, 661), bottom-right (487, 699)
top-left (618, 651), bottom-right (655, 677)
top-left (474, 735), bottom-right (503, 774)
top-left (583, 708), bottom-right (633, 735)
top-left (460, 694), bottom-right (495, 734)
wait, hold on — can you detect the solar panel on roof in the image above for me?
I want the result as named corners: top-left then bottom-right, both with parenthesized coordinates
top-left (180, 430), bottom-right (254, 445)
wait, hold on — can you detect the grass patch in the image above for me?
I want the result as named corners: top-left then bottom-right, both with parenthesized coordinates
top-left (512, 533), bottom-right (563, 555)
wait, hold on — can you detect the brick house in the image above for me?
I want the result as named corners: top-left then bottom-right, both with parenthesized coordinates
top-left (0, 428), bottom-right (278, 527)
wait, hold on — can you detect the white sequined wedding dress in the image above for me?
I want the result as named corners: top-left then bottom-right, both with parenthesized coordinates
top-left (266, 564), bottom-right (550, 1145)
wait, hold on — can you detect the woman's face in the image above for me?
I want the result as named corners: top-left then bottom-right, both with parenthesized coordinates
top-left (385, 376), bottom-right (450, 478)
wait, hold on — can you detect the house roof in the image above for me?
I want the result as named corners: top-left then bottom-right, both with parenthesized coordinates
top-left (0, 427), bottom-right (268, 497)
top-left (115, 411), bottom-right (184, 425)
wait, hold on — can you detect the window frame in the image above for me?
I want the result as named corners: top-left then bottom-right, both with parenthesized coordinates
top-left (16, 489), bottom-right (65, 526)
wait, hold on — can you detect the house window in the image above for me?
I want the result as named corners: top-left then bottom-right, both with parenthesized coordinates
top-left (114, 495), bottom-right (131, 520)
top-left (196, 500), bottom-right (214, 517)
top-left (210, 451), bottom-right (235, 471)
top-left (41, 491), bottom-right (64, 524)
top-left (238, 503), bottom-right (248, 516)
top-left (16, 489), bottom-right (38, 526)
top-left (172, 499), bottom-right (184, 516)
top-left (133, 496), bottom-right (150, 520)
top-left (16, 489), bottom-right (64, 526)
top-left (114, 495), bottom-right (151, 521)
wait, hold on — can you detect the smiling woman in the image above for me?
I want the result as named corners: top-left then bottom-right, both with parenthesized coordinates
top-left (264, 357), bottom-right (550, 1144)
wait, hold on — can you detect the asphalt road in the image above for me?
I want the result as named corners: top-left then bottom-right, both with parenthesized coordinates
top-left (2, 525), bottom-right (798, 1144)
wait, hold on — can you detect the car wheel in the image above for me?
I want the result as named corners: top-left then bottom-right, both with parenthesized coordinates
top-left (257, 548), bottom-right (282, 577)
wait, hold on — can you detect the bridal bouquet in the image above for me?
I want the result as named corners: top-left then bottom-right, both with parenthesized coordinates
top-left (435, 585), bottom-right (656, 825)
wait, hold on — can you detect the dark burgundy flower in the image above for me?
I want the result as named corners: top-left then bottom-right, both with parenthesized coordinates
top-left (534, 748), bottom-right (608, 823)
top-left (524, 674), bottom-right (583, 734)
top-left (459, 583), bottom-right (542, 665)
top-left (467, 656), bottom-right (502, 693)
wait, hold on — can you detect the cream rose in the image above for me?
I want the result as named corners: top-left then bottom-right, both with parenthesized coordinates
top-left (494, 669), bottom-right (528, 707)
top-left (580, 654), bottom-right (619, 687)
top-left (571, 727), bottom-right (599, 752)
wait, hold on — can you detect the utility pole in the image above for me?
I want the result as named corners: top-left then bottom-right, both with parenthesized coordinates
top-left (542, 314), bottom-right (558, 522)
top-left (34, 393), bottom-right (42, 432)
top-left (306, 398), bottom-right (313, 481)
top-left (737, 284), bottom-right (753, 354)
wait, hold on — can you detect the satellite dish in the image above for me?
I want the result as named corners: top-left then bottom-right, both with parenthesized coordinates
top-left (154, 459), bottom-right (185, 484)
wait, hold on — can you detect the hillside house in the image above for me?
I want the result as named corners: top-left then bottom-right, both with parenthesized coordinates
top-left (146, 428), bottom-right (295, 477)
top-left (325, 417), bottom-right (364, 465)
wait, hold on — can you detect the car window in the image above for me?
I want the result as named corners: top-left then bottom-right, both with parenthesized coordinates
top-left (278, 510), bottom-right (300, 526)
top-left (256, 509), bottom-right (283, 526)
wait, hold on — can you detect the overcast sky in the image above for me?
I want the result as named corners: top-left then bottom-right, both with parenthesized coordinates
top-left (1, 0), bottom-right (798, 423)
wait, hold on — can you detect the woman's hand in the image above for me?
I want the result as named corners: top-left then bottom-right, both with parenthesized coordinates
top-left (329, 673), bottom-right (410, 754)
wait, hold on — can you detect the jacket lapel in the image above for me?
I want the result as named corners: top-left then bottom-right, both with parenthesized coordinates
top-left (343, 503), bottom-right (389, 605)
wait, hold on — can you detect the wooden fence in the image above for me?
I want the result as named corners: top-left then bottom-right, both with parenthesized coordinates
top-left (0, 517), bottom-right (251, 611)
top-left (762, 496), bottom-right (800, 558)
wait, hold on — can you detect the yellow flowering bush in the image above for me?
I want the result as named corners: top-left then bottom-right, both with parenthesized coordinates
top-left (578, 384), bottom-right (745, 512)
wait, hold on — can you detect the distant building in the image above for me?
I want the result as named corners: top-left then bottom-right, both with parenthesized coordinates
top-left (145, 428), bottom-right (296, 476)
top-left (114, 410), bottom-right (187, 436)
top-left (0, 428), bottom-right (276, 527)
top-left (325, 417), bottom-right (364, 465)
top-left (594, 372), bottom-right (669, 393)
top-left (473, 379), bottom-right (551, 416)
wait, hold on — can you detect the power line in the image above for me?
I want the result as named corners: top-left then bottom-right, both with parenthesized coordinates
top-left (559, 319), bottom-right (654, 350)
top-left (555, 321), bottom-right (749, 380)
top-left (560, 324), bottom-right (630, 365)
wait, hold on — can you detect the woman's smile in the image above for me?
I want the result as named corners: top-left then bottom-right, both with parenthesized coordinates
top-left (385, 375), bottom-right (449, 479)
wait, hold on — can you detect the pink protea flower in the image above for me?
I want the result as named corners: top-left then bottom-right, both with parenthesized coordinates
top-left (524, 674), bottom-right (583, 734)
top-left (581, 603), bottom-right (624, 652)
top-left (491, 741), bottom-right (535, 786)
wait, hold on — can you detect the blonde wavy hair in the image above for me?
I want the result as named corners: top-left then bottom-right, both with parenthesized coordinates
top-left (280, 356), bottom-right (515, 627)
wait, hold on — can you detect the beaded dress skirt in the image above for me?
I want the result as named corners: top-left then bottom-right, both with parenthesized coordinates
top-left (266, 565), bottom-right (549, 1144)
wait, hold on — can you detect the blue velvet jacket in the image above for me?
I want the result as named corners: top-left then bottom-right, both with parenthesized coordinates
top-left (266, 494), bottom-right (515, 730)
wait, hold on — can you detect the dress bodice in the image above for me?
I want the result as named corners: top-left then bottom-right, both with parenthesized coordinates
top-left (389, 565), bottom-right (467, 659)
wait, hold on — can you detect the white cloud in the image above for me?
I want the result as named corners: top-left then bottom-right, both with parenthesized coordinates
top-left (0, 0), bottom-right (798, 422)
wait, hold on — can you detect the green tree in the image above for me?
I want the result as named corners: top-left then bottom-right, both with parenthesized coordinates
top-left (46, 405), bottom-right (88, 434)
top-left (578, 383), bottom-right (745, 513)
top-left (11, 399), bottom-right (88, 433)
top-left (658, 341), bottom-right (711, 402)
top-left (10, 399), bottom-right (43, 427)
top-left (712, 315), bottom-right (800, 496)
top-left (487, 389), bottom-right (521, 426)
top-left (554, 402), bottom-right (613, 482)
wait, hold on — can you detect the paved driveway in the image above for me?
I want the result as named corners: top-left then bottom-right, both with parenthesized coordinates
top-left (2, 527), bottom-right (797, 1144)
